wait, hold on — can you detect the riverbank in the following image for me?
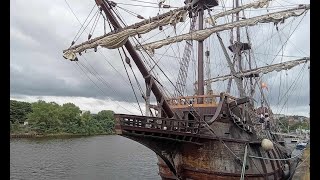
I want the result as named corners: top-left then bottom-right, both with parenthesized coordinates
top-left (10, 132), bottom-right (115, 139)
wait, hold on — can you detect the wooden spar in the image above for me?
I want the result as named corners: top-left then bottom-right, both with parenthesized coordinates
top-left (136, 4), bottom-right (310, 51)
top-left (204, 57), bottom-right (309, 83)
top-left (63, 2), bottom-right (190, 53)
top-left (96, 0), bottom-right (174, 118)
top-left (204, 0), bottom-right (270, 23)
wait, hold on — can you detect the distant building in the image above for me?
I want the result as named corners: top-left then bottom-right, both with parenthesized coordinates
top-left (273, 114), bottom-right (285, 119)
top-left (287, 117), bottom-right (296, 126)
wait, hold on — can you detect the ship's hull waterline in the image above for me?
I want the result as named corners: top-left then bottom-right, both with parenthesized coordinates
top-left (156, 140), bottom-right (287, 180)
top-left (115, 113), bottom-right (291, 180)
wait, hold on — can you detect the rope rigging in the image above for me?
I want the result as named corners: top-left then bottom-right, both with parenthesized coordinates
top-left (104, 7), bottom-right (254, 162)
top-left (88, 9), bottom-right (102, 40)
top-left (75, 61), bottom-right (136, 114)
top-left (64, 1), bottom-right (96, 46)
top-left (111, 6), bottom-right (195, 100)
top-left (61, 0), bottom-right (308, 162)
top-left (241, 11), bottom-right (308, 120)
top-left (62, 2), bottom-right (310, 174)
top-left (73, 9), bottom-right (100, 45)
top-left (257, 14), bottom-right (307, 111)
top-left (120, 48), bottom-right (146, 100)
top-left (276, 63), bottom-right (308, 115)
top-left (78, 56), bottom-right (142, 111)
top-left (111, 6), bottom-right (175, 99)
top-left (63, 1), bottom-right (150, 114)
top-left (111, 2), bottom-right (306, 148)
top-left (147, 21), bottom-right (190, 76)
top-left (108, 6), bottom-right (176, 112)
top-left (118, 48), bottom-right (144, 115)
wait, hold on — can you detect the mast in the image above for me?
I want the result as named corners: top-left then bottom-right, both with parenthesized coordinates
top-left (205, 48), bottom-right (212, 94)
top-left (227, 0), bottom-right (235, 94)
top-left (96, 0), bottom-right (174, 118)
top-left (236, 0), bottom-right (240, 61)
top-left (235, 0), bottom-right (244, 97)
top-left (197, 1), bottom-right (204, 103)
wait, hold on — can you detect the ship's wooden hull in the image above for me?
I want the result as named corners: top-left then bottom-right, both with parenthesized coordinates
top-left (114, 94), bottom-right (291, 180)
top-left (116, 123), bottom-right (290, 180)
top-left (156, 140), bottom-right (286, 180)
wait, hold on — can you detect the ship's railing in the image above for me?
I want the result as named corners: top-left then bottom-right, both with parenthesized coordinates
top-left (167, 95), bottom-right (218, 106)
top-left (166, 94), bottom-right (237, 108)
top-left (115, 114), bottom-right (204, 134)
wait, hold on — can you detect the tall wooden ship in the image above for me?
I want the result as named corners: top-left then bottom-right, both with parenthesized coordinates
top-left (62, 0), bottom-right (310, 179)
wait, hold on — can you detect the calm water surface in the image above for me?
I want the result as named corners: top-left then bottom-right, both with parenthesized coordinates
top-left (10, 135), bottom-right (160, 180)
top-left (10, 135), bottom-right (302, 180)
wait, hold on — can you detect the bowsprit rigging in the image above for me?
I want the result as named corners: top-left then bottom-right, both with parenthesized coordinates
top-left (62, 0), bottom-right (310, 179)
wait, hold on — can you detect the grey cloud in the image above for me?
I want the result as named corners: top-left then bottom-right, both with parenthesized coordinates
top-left (10, 0), bottom-right (147, 103)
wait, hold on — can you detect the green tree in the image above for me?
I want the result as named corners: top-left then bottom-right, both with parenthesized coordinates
top-left (27, 100), bottom-right (62, 134)
top-left (95, 110), bottom-right (115, 133)
top-left (80, 111), bottom-right (95, 135)
top-left (11, 122), bottom-right (22, 133)
top-left (290, 121), bottom-right (309, 131)
top-left (96, 110), bottom-right (114, 121)
top-left (10, 100), bottom-right (32, 124)
top-left (59, 103), bottom-right (82, 133)
top-left (278, 118), bottom-right (289, 132)
top-left (11, 99), bottom-right (116, 136)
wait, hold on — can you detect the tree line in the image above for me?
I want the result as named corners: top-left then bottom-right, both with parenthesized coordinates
top-left (277, 116), bottom-right (310, 132)
top-left (10, 100), bottom-right (115, 135)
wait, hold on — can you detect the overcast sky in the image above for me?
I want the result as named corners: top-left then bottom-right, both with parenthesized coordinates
top-left (10, 0), bottom-right (310, 117)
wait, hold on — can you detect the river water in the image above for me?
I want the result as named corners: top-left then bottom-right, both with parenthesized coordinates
top-left (10, 135), bottom-right (161, 180)
top-left (10, 135), bottom-right (302, 180)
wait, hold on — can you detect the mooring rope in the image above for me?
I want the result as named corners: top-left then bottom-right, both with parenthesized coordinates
top-left (240, 144), bottom-right (248, 180)
top-left (248, 149), bottom-right (304, 161)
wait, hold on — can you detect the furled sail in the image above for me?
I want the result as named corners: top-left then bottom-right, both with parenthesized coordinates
top-left (204, 57), bottom-right (309, 83)
top-left (205, 0), bottom-right (270, 25)
top-left (137, 4), bottom-right (309, 53)
top-left (63, 8), bottom-right (188, 61)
